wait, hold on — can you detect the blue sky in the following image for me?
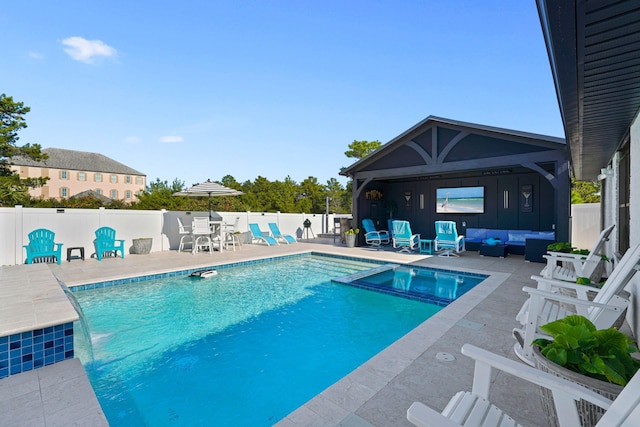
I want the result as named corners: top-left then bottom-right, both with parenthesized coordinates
top-left (2, 1), bottom-right (562, 188)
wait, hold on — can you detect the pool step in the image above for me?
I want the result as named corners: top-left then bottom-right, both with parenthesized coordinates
top-left (332, 264), bottom-right (399, 285)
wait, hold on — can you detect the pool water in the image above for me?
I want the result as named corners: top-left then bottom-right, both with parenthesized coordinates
top-left (73, 255), bottom-right (450, 426)
top-left (337, 265), bottom-right (485, 305)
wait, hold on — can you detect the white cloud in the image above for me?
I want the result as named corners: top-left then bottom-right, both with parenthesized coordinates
top-left (159, 135), bottom-right (184, 143)
top-left (62, 36), bottom-right (117, 64)
top-left (124, 136), bottom-right (141, 144)
top-left (28, 51), bottom-right (44, 60)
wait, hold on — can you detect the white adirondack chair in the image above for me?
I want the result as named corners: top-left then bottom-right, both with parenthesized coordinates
top-left (513, 244), bottom-right (640, 365)
top-left (541, 224), bottom-right (614, 283)
top-left (407, 343), bottom-right (640, 427)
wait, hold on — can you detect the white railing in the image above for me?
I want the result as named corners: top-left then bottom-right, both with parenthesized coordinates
top-left (0, 206), bottom-right (338, 266)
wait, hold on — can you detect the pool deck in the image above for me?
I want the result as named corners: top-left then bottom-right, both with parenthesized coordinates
top-left (0, 239), bottom-right (548, 426)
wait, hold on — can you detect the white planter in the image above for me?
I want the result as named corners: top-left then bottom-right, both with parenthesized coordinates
top-left (132, 238), bottom-right (152, 254)
top-left (345, 234), bottom-right (356, 248)
top-left (533, 346), bottom-right (622, 427)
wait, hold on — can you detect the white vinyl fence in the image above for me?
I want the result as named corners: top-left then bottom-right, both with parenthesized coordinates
top-left (570, 203), bottom-right (601, 250)
top-left (1, 206), bottom-right (337, 266)
top-left (1, 205), bottom-right (601, 266)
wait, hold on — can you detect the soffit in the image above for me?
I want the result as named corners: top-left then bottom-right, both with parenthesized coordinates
top-left (538, 0), bottom-right (640, 180)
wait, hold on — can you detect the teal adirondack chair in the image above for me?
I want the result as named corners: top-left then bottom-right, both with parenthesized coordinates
top-left (94, 226), bottom-right (125, 260)
top-left (24, 228), bottom-right (63, 265)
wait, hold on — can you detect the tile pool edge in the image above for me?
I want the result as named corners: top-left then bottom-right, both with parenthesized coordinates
top-left (63, 250), bottom-right (486, 293)
top-left (275, 269), bottom-right (511, 426)
top-left (63, 251), bottom-right (391, 291)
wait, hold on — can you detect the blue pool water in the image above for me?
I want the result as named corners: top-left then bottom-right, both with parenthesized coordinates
top-left (336, 265), bottom-right (485, 305)
top-left (73, 255), bottom-right (480, 426)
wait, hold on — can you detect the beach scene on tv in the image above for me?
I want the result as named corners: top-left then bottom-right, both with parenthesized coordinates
top-left (436, 186), bottom-right (485, 213)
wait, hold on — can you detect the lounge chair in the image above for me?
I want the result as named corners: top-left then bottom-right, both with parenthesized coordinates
top-left (24, 228), bottom-right (63, 265)
top-left (268, 223), bottom-right (296, 244)
top-left (362, 219), bottom-right (390, 247)
top-left (249, 223), bottom-right (278, 246)
top-left (541, 224), bottom-right (614, 283)
top-left (434, 220), bottom-right (465, 257)
top-left (94, 226), bottom-right (125, 260)
top-left (513, 243), bottom-right (640, 365)
top-left (407, 343), bottom-right (637, 427)
top-left (391, 220), bottom-right (420, 252)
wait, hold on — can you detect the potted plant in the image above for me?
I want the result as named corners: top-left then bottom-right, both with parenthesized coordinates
top-left (345, 228), bottom-right (359, 248)
top-left (547, 241), bottom-right (573, 253)
top-left (532, 315), bottom-right (640, 426)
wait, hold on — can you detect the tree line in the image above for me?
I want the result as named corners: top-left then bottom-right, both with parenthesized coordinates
top-left (1, 93), bottom-right (599, 211)
top-left (1, 93), bottom-right (386, 213)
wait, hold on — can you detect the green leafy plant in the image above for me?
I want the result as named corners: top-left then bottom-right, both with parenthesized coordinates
top-left (547, 242), bottom-right (573, 253)
top-left (575, 277), bottom-right (592, 285)
top-left (570, 249), bottom-right (590, 256)
top-left (345, 228), bottom-right (360, 235)
top-left (533, 315), bottom-right (640, 386)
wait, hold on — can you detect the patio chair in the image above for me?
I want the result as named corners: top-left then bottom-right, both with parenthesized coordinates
top-left (24, 228), bottom-right (63, 265)
top-left (249, 223), bottom-right (278, 246)
top-left (224, 217), bottom-right (242, 251)
top-left (391, 220), bottom-right (420, 252)
top-left (177, 217), bottom-right (193, 252)
top-left (94, 226), bottom-right (125, 260)
top-left (513, 243), bottom-right (640, 365)
top-left (268, 223), bottom-right (296, 244)
top-left (192, 217), bottom-right (214, 254)
top-left (407, 343), bottom-right (637, 427)
top-left (541, 224), bottom-right (614, 283)
top-left (362, 219), bottom-right (390, 247)
top-left (434, 220), bottom-right (465, 257)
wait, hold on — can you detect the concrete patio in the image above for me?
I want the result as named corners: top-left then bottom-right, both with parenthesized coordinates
top-left (1, 238), bottom-right (548, 426)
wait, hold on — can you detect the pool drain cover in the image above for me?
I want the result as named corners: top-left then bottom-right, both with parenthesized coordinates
top-left (436, 352), bottom-right (455, 362)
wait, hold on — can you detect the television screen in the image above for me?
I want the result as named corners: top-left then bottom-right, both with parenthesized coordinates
top-left (436, 186), bottom-right (484, 214)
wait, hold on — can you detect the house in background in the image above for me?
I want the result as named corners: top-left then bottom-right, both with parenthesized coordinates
top-left (340, 116), bottom-right (571, 242)
top-left (11, 148), bottom-right (146, 203)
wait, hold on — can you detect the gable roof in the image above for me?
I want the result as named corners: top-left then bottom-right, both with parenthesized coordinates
top-left (12, 148), bottom-right (145, 176)
top-left (340, 115), bottom-right (566, 179)
top-left (70, 189), bottom-right (113, 202)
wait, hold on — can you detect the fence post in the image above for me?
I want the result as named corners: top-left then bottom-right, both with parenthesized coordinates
top-left (98, 207), bottom-right (106, 226)
top-left (14, 205), bottom-right (24, 265)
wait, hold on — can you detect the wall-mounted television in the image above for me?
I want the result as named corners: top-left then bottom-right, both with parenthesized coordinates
top-left (436, 186), bottom-right (484, 214)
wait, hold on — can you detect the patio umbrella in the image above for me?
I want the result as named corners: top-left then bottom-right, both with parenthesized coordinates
top-left (173, 180), bottom-right (243, 219)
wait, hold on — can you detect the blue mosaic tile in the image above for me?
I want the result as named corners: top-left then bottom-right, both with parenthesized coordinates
top-left (0, 322), bottom-right (74, 379)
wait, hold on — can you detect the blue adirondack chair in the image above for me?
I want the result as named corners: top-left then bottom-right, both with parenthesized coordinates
top-left (24, 228), bottom-right (63, 265)
top-left (94, 226), bottom-right (125, 260)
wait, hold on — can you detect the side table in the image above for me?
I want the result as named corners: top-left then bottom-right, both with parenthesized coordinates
top-left (67, 247), bottom-right (85, 262)
top-left (479, 244), bottom-right (507, 258)
top-left (419, 239), bottom-right (433, 254)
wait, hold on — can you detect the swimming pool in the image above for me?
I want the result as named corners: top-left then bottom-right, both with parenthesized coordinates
top-left (72, 254), bottom-right (484, 426)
